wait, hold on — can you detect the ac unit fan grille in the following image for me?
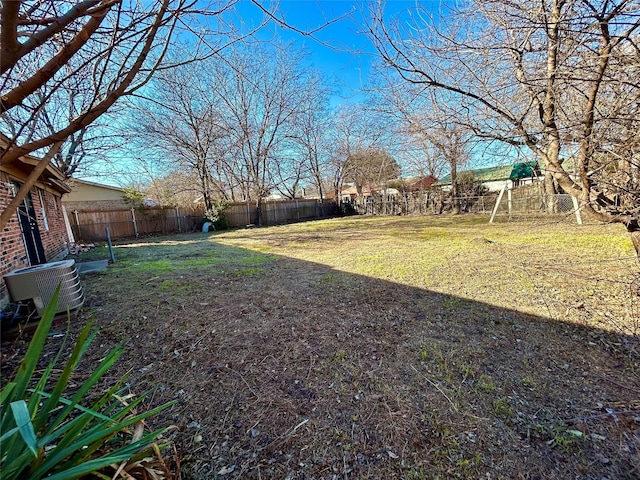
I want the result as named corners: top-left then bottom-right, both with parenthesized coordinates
top-left (3, 260), bottom-right (84, 316)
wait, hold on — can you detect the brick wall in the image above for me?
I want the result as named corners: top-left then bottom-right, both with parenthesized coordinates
top-left (36, 187), bottom-right (70, 261)
top-left (63, 199), bottom-right (129, 211)
top-left (0, 172), bottom-right (70, 301)
top-left (0, 174), bottom-right (29, 287)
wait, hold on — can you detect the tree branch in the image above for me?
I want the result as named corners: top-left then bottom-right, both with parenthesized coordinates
top-left (1, 1), bottom-right (115, 112)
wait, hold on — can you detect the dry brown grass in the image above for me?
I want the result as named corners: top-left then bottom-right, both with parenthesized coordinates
top-left (2, 215), bottom-right (639, 479)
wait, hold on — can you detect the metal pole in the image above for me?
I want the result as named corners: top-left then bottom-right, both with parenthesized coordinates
top-left (73, 210), bottom-right (80, 240)
top-left (105, 226), bottom-right (115, 263)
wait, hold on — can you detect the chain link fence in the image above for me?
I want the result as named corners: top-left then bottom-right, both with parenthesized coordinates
top-left (349, 192), bottom-right (582, 221)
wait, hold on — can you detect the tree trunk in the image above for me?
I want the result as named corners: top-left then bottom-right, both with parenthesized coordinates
top-left (356, 184), bottom-right (364, 208)
top-left (627, 220), bottom-right (640, 259)
top-left (256, 198), bottom-right (263, 227)
top-left (450, 160), bottom-right (461, 214)
top-left (544, 171), bottom-right (558, 213)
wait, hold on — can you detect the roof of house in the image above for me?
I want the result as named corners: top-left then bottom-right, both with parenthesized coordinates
top-left (436, 161), bottom-right (538, 185)
top-left (0, 134), bottom-right (71, 194)
top-left (67, 178), bottom-right (123, 192)
top-left (406, 175), bottom-right (438, 190)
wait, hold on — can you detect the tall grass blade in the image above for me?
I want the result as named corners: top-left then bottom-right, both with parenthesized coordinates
top-left (10, 287), bottom-right (60, 400)
top-left (8, 401), bottom-right (37, 457)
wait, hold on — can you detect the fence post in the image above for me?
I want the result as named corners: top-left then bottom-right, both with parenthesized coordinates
top-left (246, 202), bottom-right (250, 225)
top-left (131, 207), bottom-right (139, 238)
top-left (507, 187), bottom-right (513, 220)
top-left (571, 196), bottom-right (583, 225)
top-left (176, 206), bottom-right (182, 232)
top-left (489, 184), bottom-right (507, 223)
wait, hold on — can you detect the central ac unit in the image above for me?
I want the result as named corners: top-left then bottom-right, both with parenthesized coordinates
top-left (3, 260), bottom-right (84, 316)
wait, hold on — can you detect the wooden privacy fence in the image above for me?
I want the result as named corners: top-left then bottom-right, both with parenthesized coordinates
top-left (225, 199), bottom-right (336, 227)
top-left (68, 199), bottom-right (337, 242)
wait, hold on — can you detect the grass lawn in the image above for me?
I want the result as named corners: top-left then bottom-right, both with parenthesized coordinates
top-left (2, 215), bottom-right (639, 479)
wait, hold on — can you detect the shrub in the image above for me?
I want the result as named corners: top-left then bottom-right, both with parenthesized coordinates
top-left (0, 287), bottom-right (175, 480)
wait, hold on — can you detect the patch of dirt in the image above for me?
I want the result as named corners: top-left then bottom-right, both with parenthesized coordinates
top-left (2, 221), bottom-right (639, 480)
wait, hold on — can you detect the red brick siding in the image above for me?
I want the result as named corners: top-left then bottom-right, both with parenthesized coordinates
top-left (0, 172), bottom-right (70, 300)
top-left (63, 199), bottom-right (129, 211)
top-left (36, 187), bottom-right (69, 261)
top-left (1, 174), bottom-right (29, 282)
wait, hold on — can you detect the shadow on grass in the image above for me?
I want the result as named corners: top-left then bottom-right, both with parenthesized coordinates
top-left (5, 232), bottom-right (639, 480)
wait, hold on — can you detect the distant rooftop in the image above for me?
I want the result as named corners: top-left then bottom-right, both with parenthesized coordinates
top-left (436, 161), bottom-right (538, 185)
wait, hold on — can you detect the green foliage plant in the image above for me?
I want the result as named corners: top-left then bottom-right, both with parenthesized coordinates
top-left (204, 200), bottom-right (230, 229)
top-left (0, 287), bottom-right (175, 480)
top-left (122, 187), bottom-right (145, 209)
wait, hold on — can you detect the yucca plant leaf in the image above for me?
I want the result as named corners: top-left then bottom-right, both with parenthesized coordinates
top-left (1, 289), bottom-right (176, 480)
top-left (10, 287), bottom-right (60, 400)
top-left (0, 425), bottom-right (20, 443)
top-left (43, 342), bottom-right (123, 438)
top-left (32, 398), bottom-right (175, 476)
top-left (34, 323), bottom-right (99, 435)
top-left (1, 449), bottom-right (39, 480)
top-left (0, 382), bottom-right (16, 405)
top-left (32, 319), bottom-right (96, 433)
top-left (63, 398), bottom-right (174, 464)
top-left (31, 387), bottom-right (152, 452)
top-left (32, 417), bottom-right (172, 479)
top-left (31, 389), bottom-right (127, 425)
top-left (0, 292), bottom-right (59, 472)
top-left (42, 430), bottom-right (166, 480)
top-left (0, 289), bottom-right (59, 459)
top-left (8, 401), bottom-right (38, 457)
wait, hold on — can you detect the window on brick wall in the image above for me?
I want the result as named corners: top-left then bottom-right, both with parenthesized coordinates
top-left (37, 188), bottom-right (49, 231)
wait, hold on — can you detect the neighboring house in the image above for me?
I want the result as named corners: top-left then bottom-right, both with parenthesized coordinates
top-left (404, 175), bottom-right (439, 192)
top-left (263, 192), bottom-right (284, 201)
top-left (436, 162), bottom-right (540, 192)
top-left (62, 178), bottom-right (127, 211)
top-left (335, 184), bottom-right (404, 202)
top-left (337, 184), bottom-right (373, 202)
top-left (1, 141), bottom-right (72, 302)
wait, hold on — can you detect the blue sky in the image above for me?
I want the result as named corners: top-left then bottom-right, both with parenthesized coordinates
top-left (99, 1), bottom-right (467, 185)
top-left (236, 1), bottom-right (450, 100)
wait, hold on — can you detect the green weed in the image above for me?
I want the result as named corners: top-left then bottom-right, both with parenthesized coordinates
top-left (492, 397), bottom-right (515, 419)
top-left (547, 426), bottom-right (584, 452)
top-left (523, 376), bottom-right (537, 388)
top-left (475, 374), bottom-right (496, 393)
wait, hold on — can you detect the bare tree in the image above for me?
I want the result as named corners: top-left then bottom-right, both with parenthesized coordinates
top-left (0, 0), bottom-right (197, 229)
top-left (329, 102), bottom-right (390, 204)
top-left (344, 148), bottom-right (401, 203)
top-left (129, 57), bottom-right (233, 214)
top-left (211, 44), bottom-right (313, 224)
top-left (366, 0), bottom-right (640, 254)
top-left (290, 72), bottom-right (333, 201)
top-left (0, 0), bottom-right (339, 230)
